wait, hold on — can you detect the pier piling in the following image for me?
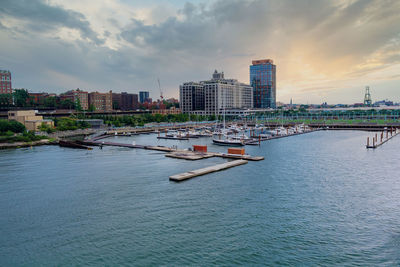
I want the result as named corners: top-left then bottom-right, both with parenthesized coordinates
top-left (366, 127), bottom-right (399, 149)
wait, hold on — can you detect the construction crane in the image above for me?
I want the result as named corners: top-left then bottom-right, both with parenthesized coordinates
top-left (157, 78), bottom-right (164, 101)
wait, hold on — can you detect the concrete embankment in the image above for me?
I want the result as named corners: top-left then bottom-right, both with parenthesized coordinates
top-left (0, 139), bottom-right (55, 150)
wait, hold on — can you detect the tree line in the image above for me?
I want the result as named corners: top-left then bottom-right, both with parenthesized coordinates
top-left (0, 89), bottom-right (78, 110)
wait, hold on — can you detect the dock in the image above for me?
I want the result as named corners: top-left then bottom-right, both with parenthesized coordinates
top-left (212, 153), bottom-right (264, 161)
top-left (165, 151), bottom-right (214, 160)
top-left (247, 129), bottom-right (320, 145)
top-left (169, 160), bottom-right (248, 182)
top-left (366, 127), bottom-right (399, 149)
top-left (157, 136), bottom-right (189, 140)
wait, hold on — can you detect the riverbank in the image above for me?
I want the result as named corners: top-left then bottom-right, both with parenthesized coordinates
top-left (0, 139), bottom-right (55, 150)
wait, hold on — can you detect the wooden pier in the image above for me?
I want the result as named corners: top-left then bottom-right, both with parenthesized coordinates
top-left (366, 127), bottom-right (399, 149)
top-left (81, 139), bottom-right (264, 161)
top-left (169, 160), bottom-right (248, 182)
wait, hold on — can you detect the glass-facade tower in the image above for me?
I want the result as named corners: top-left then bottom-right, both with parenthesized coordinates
top-left (250, 59), bottom-right (276, 109)
top-left (139, 91), bottom-right (150, 103)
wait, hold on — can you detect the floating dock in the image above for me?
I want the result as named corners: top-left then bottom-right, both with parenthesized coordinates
top-left (212, 153), bottom-right (264, 161)
top-left (169, 160), bottom-right (248, 182)
top-left (165, 151), bottom-right (214, 160)
top-left (247, 129), bottom-right (320, 145)
top-left (157, 136), bottom-right (189, 140)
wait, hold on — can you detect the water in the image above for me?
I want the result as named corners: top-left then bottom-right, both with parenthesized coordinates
top-left (1, 131), bottom-right (400, 266)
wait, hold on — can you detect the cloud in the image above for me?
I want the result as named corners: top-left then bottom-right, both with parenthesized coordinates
top-left (0, 0), bottom-right (399, 104)
top-left (0, 0), bottom-right (103, 44)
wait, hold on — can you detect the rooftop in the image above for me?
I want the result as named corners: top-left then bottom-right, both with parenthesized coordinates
top-left (251, 59), bottom-right (274, 65)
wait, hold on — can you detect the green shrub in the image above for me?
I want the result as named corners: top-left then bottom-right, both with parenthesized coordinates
top-left (54, 117), bottom-right (90, 131)
top-left (0, 119), bottom-right (26, 134)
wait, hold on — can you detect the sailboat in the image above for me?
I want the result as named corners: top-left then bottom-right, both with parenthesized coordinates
top-left (212, 105), bottom-right (245, 146)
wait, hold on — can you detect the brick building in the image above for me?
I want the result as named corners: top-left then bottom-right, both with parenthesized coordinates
top-left (112, 92), bottom-right (138, 110)
top-left (29, 93), bottom-right (49, 106)
top-left (0, 70), bottom-right (12, 94)
top-left (60, 89), bottom-right (89, 110)
top-left (89, 91), bottom-right (112, 111)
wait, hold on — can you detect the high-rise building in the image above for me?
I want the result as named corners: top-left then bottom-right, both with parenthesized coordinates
top-left (179, 70), bottom-right (253, 115)
top-left (88, 91), bottom-right (112, 111)
top-left (250, 59), bottom-right (276, 109)
top-left (0, 70), bottom-right (12, 94)
top-left (139, 91), bottom-right (150, 103)
top-left (180, 82), bottom-right (204, 113)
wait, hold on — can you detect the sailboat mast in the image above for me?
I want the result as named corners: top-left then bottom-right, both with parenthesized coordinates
top-left (223, 95), bottom-right (226, 130)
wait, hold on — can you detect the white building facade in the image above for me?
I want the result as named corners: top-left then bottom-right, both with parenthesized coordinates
top-left (180, 71), bottom-right (253, 115)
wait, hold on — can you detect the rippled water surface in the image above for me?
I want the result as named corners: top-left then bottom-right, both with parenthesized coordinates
top-left (1, 131), bottom-right (400, 266)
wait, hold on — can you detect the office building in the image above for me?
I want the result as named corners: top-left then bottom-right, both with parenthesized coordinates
top-left (250, 59), bottom-right (276, 109)
top-left (0, 70), bottom-right (12, 94)
top-left (179, 82), bottom-right (205, 113)
top-left (89, 91), bottom-right (112, 111)
top-left (179, 70), bottom-right (253, 115)
top-left (139, 91), bottom-right (150, 103)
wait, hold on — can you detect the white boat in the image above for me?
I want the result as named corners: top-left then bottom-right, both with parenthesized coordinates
top-left (229, 134), bottom-right (251, 141)
top-left (212, 137), bottom-right (245, 146)
top-left (213, 106), bottom-right (244, 146)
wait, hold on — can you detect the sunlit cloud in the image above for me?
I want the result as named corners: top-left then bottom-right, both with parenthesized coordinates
top-left (0, 0), bottom-right (399, 104)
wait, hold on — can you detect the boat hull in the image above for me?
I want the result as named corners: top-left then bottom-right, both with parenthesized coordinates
top-left (212, 139), bottom-right (245, 146)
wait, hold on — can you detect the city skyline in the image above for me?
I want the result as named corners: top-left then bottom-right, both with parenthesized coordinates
top-left (1, 0), bottom-right (400, 104)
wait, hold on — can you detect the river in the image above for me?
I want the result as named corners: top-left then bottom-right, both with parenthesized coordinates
top-left (1, 130), bottom-right (399, 265)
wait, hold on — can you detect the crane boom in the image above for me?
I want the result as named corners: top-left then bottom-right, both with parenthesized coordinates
top-left (158, 78), bottom-right (163, 100)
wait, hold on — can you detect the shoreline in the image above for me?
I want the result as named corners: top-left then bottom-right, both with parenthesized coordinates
top-left (0, 139), bottom-right (57, 150)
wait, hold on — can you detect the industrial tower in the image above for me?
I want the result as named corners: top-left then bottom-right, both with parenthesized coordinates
top-left (364, 86), bottom-right (372, 106)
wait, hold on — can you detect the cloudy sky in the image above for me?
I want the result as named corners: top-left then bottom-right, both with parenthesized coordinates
top-left (1, 0), bottom-right (399, 104)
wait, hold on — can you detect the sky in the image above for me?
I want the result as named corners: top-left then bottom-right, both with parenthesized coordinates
top-left (0, 0), bottom-right (399, 104)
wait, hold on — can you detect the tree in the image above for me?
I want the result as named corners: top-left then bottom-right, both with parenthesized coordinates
top-left (39, 122), bottom-right (55, 133)
top-left (113, 101), bottom-right (120, 110)
top-left (59, 99), bottom-right (75, 110)
top-left (0, 119), bottom-right (26, 133)
top-left (0, 94), bottom-right (12, 108)
top-left (13, 89), bottom-right (30, 107)
top-left (75, 98), bottom-right (83, 111)
top-left (88, 104), bottom-right (96, 112)
top-left (44, 96), bottom-right (57, 108)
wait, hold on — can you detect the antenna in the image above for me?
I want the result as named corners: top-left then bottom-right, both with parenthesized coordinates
top-left (158, 78), bottom-right (163, 100)
top-left (364, 86), bottom-right (372, 106)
